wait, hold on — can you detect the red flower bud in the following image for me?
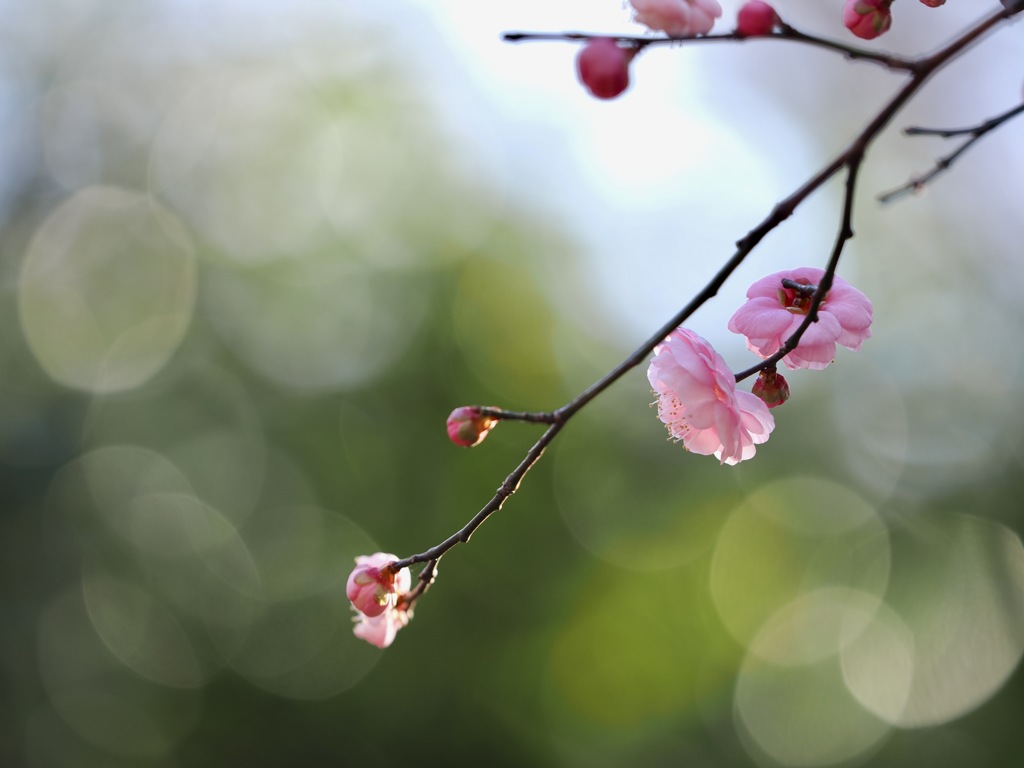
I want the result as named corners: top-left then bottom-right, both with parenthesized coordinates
top-left (576, 38), bottom-right (635, 101)
top-left (737, 1), bottom-right (777, 37)
top-left (752, 369), bottom-right (790, 409)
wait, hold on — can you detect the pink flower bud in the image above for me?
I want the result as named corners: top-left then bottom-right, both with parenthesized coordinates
top-left (751, 369), bottom-right (790, 409)
top-left (736, 1), bottom-right (777, 37)
top-left (346, 553), bottom-right (409, 618)
top-left (919, 0), bottom-right (945, 6)
top-left (576, 38), bottom-right (634, 100)
top-left (843, 0), bottom-right (892, 40)
top-left (446, 406), bottom-right (498, 447)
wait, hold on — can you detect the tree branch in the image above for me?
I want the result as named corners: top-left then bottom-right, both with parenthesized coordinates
top-left (878, 101), bottom-right (1024, 204)
top-left (391, 8), bottom-right (1016, 608)
top-left (502, 24), bottom-right (917, 72)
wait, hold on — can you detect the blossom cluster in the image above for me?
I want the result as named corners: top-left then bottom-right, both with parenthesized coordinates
top-left (351, 268), bottom-right (872, 647)
top-left (346, 553), bottom-right (412, 648)
top-left (574, 0), bottom-right (948, 99)
top-left (647, 268), bottom-right (872, 464)
top-left (348, 3), bottom-right (885, 649)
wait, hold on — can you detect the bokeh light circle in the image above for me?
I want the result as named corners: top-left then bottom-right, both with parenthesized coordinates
top-left (19, 185), bottom-right (197, 393)
top-left (841, 513), bottom-right (1024, 728)
top-left (82, 362), bottom-right (269, 527)
top-left (827, 357), bottom-right (908, 503)
top-left (202, 260), bottom-right (429, 393)
top-left (227, 505), bottom-right (384, 699)
top-left (748, 587), bottom-right (892, 668)
top-left (38, 589), bottom-right (203, 759)
top-left (148, 68), bottom-right (418, 266)
top-left (735, 646), bottom-right (892, 768)
top-left (81, 570), bottom-right (208, 689)
top-left (710, 476), bottom-right (890, 655)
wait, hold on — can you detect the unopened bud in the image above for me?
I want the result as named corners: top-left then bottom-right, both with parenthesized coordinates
top-left (842, 0), bottom-right (893, 40)
top-left (576, 38), bottom-right (635, 101)
top-left (446, 406), bottom-right (498, 447)
top-left (737, 1), bottom-right (778, 37)
top-left (752, 369), bottom-right (790, 409)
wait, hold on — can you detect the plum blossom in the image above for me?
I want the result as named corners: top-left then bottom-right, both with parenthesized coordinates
top-left (576, 38), bottom-right (635, 100)
top-left (347, 553), bottom-right (413, 648)
top-left (647, 329), bottom-right (774, 465)
top-left (843, 0), bottom-right (893, 40)
top-left (727, 268), bottom-right (872, 370)
top-left (346, 552), bottom-right (410, 618)
top-left (630, 0), bottom-right (723, 36)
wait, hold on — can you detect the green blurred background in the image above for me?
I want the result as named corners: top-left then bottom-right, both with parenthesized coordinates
top-left (3, 1), bottom-right (1024, 766)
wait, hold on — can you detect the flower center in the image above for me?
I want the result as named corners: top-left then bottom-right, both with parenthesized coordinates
top-left (777, 279), bottom-right (825, 315)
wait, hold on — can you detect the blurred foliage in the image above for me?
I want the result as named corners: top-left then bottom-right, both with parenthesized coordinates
top-left (2, 2), bottom-right (1024, 767)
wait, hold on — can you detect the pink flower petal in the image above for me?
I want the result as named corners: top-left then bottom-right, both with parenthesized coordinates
top-left (647, 329), bottom-right (774, 464)
top-left (353, 608), bottom-right (410, 649)
top-left (729, 268), bottom-right (872, 370)
top-left (630, 0), bottom-right (723, 36)
top-left (783, 341), bottom-right (837, 371)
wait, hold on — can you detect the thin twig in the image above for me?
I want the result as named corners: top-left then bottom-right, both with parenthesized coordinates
top-left (878, 101), bottom-right (1024, 203)
top-left (478, 406), bottom-right (558, 424)
top-left (391, 420), bottom-right (567, 573)
top-left (502, 25), bottom-right (917, 72)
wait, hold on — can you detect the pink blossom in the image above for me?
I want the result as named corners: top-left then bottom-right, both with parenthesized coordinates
top-left (346, 553), bottom-right (410, 618)
top-left (630, 0), bottom-right (723, 36)
top-left (576, 38), bottom-right (634, 100)
top-left (727, 268), bottom-right (873, 371)
top-left (843, 0), bottom-right (893, 40)
top-left (736, 1), bottom-right (777, 37)
top-left (446, 406), bottom-right (497, 447)
top-left (647, 329), bottom-right (774, 465)
top-left (353, 605), bottom-right (411, 649)
top-left (919, 0), bottom-right (945, 6)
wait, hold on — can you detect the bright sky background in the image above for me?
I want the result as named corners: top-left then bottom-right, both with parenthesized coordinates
top-left (341, 0), bottom-right (1023, 355)
top-left (343, 0), bottom-right (823, 351)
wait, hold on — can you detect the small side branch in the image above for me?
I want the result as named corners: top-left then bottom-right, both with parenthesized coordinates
top-left (734, 160), bottom-right (862, 382)
top-left (879, 101), bottom-right (1024, 203)
top-left (478, 406), bottom-right (558, 424)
